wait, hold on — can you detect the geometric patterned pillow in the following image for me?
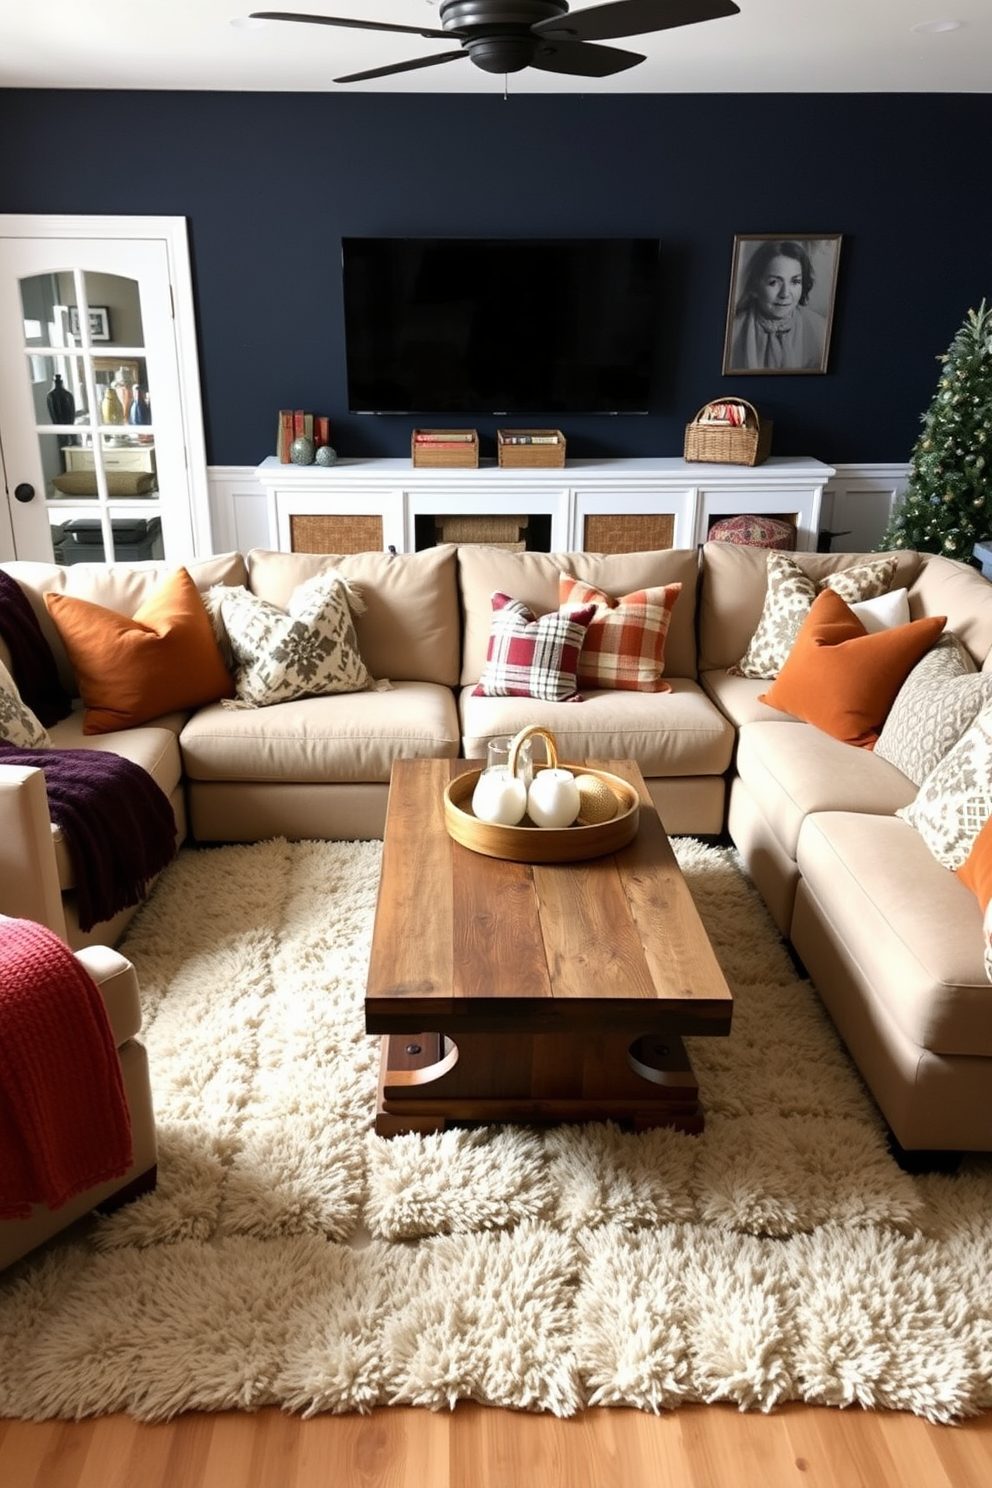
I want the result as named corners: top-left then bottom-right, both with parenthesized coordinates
top-left (897, 700), bottom-right (992, 868)
top-left (472, 593), bottom-right (595, 703)
top-left (731, 551), bottom-right (899, 679)
top-left (0, 656), bottom-right (51, 747)
top-left (559, 573), bottom-right (680, 692)
top-left (211, 570), bottom-right (376, 708)
top-left (875, 633), bottom-right (992, 785)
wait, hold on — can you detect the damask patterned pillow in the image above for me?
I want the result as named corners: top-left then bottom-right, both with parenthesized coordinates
top-left (897, 700), bottom-right (992, 869)
top-left (875, 634), bottom-right (992, 785)
top-left (473, 593), bottom-right (595, 702)
top-left (0, 657), bottom-right (51, 747)
top-left (731, 552), bottom-right (899, 679)
top-left (211, 570), bottom-right (377, 708)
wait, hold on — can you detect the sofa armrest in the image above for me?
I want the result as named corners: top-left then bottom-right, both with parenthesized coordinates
top-left (0, 764), bottom-right (69, 941)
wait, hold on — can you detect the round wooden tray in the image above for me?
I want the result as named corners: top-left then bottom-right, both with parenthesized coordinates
top-left (443, 764), bottom-right (640, 863)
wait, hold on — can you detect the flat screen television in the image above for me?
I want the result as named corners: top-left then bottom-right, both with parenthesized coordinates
top-left (341, 237), bottom-right (661, 416)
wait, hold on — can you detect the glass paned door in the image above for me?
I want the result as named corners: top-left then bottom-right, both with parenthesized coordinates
top-left (0, 220), bottom-right (208, 565)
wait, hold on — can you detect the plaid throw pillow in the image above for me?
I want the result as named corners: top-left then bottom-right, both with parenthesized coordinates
top-left (559, 573), bottom-right (681, 692)
top-left (472, 594), bottom-right (595, 702)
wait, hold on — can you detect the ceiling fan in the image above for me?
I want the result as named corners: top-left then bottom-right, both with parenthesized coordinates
top-left (250, 1), bottom-right (741, 83)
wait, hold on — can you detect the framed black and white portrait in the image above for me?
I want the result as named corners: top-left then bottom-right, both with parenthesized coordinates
top-left (68, 305), bottom-right (111, 343)
top-left (722, 234), bottom-right (842, 375)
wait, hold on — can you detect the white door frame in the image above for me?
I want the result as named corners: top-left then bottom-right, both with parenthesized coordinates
top-left (0, 214), bottom-right (212, 560)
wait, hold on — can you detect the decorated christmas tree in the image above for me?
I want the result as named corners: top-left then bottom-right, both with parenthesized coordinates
top-left (879, 300), bottom-right (992, 558)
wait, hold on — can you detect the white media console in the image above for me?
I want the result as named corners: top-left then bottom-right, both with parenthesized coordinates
top-left (255, 454), bottom-right (837, 555)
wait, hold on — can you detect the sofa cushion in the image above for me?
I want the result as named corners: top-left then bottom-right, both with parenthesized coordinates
top-left (458, 548), bottom-right (700, 687)
top-left (796, 811), bottom-right (992, 1057)
top-left (897, 700), bottom-right (992, 869)
top-left (45, 567), bottom-right (235, 735)
top-left (460, 678), bottom-right (735, 779)
top-left (734, 719), bottom-right (918, 861)
top-left (757, 590), bottom-right (946, 747)
top-left (245, 546), bottom-right (461, 688)
top-left (472, 594), bottom-right (594, 702)
top-left (180, 681), bottom-right (460, 785)
top-left (2, 553), bottom-right (247, 696)
top-left (696, 543), bottom-right (925, 674)
top-left (906, 552), bottom-right (992, 667)
top-left (875, 633), bottom-right (992, 785)
top-left (211, 571), bottom-right (375, 707)
top-left (731, 552), bottom-right (902, 681)
top-left (0, 660), bottom-right (50, 748)
top-left (558, 573), bottom-right (680, 692)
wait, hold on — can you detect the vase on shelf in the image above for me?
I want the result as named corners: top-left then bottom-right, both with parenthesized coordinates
top-left (128, 385), bottom-right (151, 426)
top-left (101, 385), bottom-right (124, 425)
top-left (46, 373), bottom-right (75, 426)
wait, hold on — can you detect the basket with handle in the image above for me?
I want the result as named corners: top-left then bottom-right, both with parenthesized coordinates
top-left (684, 398), bottom-right (772, 466)
top-left (443, 724), bottom-right (640, 863)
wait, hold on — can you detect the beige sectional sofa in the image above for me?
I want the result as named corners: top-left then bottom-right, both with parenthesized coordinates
top-left (2, 539), bottom-right (992, 1156)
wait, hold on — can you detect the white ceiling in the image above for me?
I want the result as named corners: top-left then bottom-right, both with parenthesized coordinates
top-left (0, 1), bottom-right (989, 94)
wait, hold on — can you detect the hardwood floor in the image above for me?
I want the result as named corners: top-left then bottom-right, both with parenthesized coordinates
top-left (2, 1404), bottom-right (991, 1488)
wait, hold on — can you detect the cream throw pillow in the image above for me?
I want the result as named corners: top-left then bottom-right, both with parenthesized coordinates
top-left (731, 552), bottom-right (900, 679)
top-left (0, 657), bottom-right (51, 747)
top-left (210, 570), bottom-right (380, 708)
top-left (875, 633), bottom-right (992, 786)
top-left (897, 699), bottom-right (992, 868)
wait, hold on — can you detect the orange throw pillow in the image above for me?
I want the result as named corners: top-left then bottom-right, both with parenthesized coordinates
top-left (758, 588), bottom-right (946, 747)
top-left (45, 567), bottom-right (234, 734)
top-left (956, 814), bottom-right (992, 907)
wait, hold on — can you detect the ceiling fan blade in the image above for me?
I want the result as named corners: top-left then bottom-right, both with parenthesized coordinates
top-left (534, 0), bottom-right (740, 44)
top-left (335, 48), bottom-right (468, 84)
top-left (531, 39), bottom-right (644, 77)
top-left (250, 12), bottom-right (450, 41)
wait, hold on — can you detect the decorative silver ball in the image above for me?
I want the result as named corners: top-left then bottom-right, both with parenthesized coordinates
top-left (290, 435), bottom-right (315, 465)
top-left (314, 444), bottom-right (338, 466)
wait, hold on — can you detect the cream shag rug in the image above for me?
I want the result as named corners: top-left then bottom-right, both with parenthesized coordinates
top-left (2, 837), bottom-right (991, 1424)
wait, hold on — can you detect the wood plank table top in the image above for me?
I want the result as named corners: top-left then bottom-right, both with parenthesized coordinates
top-left (365, 757), bottom-right (733, 1134)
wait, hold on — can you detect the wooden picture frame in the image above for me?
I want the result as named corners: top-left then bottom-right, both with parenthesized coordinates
top-left (722, 234), bottom-right (842, 375)
top-left (68, 305), bottom-right (111, 343)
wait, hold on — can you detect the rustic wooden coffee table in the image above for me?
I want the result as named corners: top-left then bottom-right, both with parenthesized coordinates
top-left (365, 757), bottom-right (733, 1136)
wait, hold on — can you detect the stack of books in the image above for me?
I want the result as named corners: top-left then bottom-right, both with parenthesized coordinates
top-left (277, 410), bottom-right (332, 462)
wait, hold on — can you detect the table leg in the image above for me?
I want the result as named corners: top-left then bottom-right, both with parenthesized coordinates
top-left (374, 1028), bottom-right (704, 1136)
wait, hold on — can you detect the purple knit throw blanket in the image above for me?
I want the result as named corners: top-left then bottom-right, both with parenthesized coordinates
top-left (0, 569), bottom-right (72, 726)
top-left (0, 744), bottom-right (177, 931)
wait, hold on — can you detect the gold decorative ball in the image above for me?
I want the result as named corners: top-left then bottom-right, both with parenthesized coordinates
top-left (573, 773), bottom-right (618, 825)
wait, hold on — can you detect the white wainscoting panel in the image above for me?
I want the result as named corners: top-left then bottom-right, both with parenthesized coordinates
top-left (819, 464), bottom-right (910, 552)
top-left (207, 466), bottom-right (273, 556)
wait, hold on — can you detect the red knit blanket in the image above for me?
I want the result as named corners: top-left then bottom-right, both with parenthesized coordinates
top-left (0, 916), bottom-right (133, 1220)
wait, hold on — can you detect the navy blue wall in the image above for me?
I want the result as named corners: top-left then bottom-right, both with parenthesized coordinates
top-left (2, 89), bottom-right (990, 468)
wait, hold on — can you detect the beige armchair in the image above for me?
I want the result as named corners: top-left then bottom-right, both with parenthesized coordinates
top-left (0, 940), bottom-right (157, 1270)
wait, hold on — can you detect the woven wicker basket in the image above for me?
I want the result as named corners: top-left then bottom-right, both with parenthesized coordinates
top-left (684, 399), bottom-right (772, 466)
top-left (443, 726), bottom-right (639, 863)
top-left (411, 430), bottom-right (479, 468)
top-left (497, 430), bottom-right (566, 468)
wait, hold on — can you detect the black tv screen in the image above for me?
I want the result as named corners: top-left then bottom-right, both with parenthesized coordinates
top-left (341, 237), bottom-right (661, 416)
